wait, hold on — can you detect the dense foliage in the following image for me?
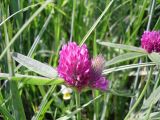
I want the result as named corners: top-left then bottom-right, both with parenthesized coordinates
top-left (0, 0), bottom-right (160, 120)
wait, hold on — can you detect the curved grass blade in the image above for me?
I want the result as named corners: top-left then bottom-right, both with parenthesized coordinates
top-left (150, 112), bottom-right (160, 119)
top-left (103, 62), bottom-right (155, 74)
top-left (31, 86), bottom-right (56, 120)
top-left (4, 17), bottom-right (26, 119)
top-left (153, 17), bottom-right (160, 30)
top-left (0, 0), bottom-right (52, 60)
top-left (15, 10), bottom-right (54, 71)
top-left (57, 95), bottom-right (102, 120)
top-left (107, 89), bottom-right (135, 97)
top-left (97, 40), bottom-right (146, 53)
top-left (0, 105), bottom-right (15, 120)
top-left (105, 52), bottom-right (147, 67)
top-left (142, 85), bottom-right (160, 109)
top-left (0, 73), bottom-right (63, 85)
top-left (0, 2), bottom-right (44, 26)
top-left (12, 52), bottom-right (58, 78)
top-left (79, 0), bottom-right (114, 46)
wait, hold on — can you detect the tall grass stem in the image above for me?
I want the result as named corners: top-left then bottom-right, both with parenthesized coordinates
top-left (124, 67), bottom-right (153, 120)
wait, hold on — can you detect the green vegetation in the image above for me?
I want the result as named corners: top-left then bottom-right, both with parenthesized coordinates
top-left (0, 0), bottom-right (160, 119)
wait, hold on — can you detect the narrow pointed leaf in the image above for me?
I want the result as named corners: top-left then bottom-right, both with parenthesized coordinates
top-left (105, 52), bottom-right (147, 67)
top-left (142, 85), bottom-right (160, 109)
top-left (32, 86), bottom-right (55, 120)
top-left (0, 105), bottom-right (15, 120)
top-left (103, 62), bottom-right (155, 74)
top-left (150, 112), bottom-right (160, 119)
top-left (107, 89), bottom-right (135, 97)
top-left (57, 95), bottom-right (102, 120)
top-left (12, 52), bottom-right (58, 78)
top-left (97, 41), bottom-right (146, 53)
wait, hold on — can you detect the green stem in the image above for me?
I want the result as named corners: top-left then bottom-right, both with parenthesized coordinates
top-left (32, 86), bottom-right (56, 120)
top-left (93, 30), bottom-right (99, 120)
top-left (0, 0), bottom-right (52, 60)
top-left (129, 0), bottom-right (156, 109)
top-left (142, 0), bottom-right (156, 119)
top-left (124, 67), bottom-right (153, 120)
top-left (15, 9), bottom-right (54, 71)
top-left (69, 0), bottom-right (76, 42)
top-left (79, 0), bottom-right (114, 46)
top-left (145, 69), bottom-right (160, 119)
top-left (93, 90), bottom-right (99, 120)
top-left (146, 0), bottom-right (156, 31)
top-left (4, 18), bottom-right (26, 119)
top-left (75, 92), bottom-right (81, 120)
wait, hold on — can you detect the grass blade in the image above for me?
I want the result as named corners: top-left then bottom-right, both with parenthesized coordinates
top-left (15, 9), bottom-right (54, 71)
top-left (103, 62), bottom-right (155, 74)
top-left (79, 0), bottom-right (114, 46)
top-left (0, 2), bottom-right (43, 26)
top-left (57, 95), bottom-right (102, 120)
top-left (107, 89), bottom-right (135, 97)
top-left (97, 40), bottom-right (146, 53)
top-left (0, 0), bottom-right (52, 60)
top-left (4, 19), bottom-right (26, 119)
top-left (142, 85), bottom-right (160, 109)
top-left (31, 86), bottom-right (56, 120)
top-left (0, 105), bottom-right (15, 120)
top-left (105, 52), bottom-right (147, 67)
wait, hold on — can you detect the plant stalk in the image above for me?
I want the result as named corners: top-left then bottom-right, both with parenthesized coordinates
top-left (4, 19), bottom-right (26, 119)
top-left (75, 92), bottom-right (81, 120)
top-left (124, 67), bottom-right (153, 120)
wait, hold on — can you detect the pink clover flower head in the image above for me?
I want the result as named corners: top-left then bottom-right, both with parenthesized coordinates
top-left (57, 42), bottom-right (91, 91)
top-left (89, 55), bottom-right (109, 91)
top-left (141, 31), bottom-right (160, 53)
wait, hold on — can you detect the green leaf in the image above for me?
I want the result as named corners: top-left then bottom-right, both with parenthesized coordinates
top-left (150, 112), bottom-right (160, 119)
top-left (105, 52), bottom-right (147, 67)
top-left (57, 95), bottom-right (102, 120)
top-left (0, 0), bottom-right (52, 60)
top-left (0, 2), bottom-right (43, 26)
top-left (142, 85), bottom-right (160, 109)
top-left (79, 0), bottom-right (114, 46)
top-left (0, 73), bottom-right (64, 85)
top-left (97, 41), bottom-right (146, 53)
top-left (148, 52), bottom-right (160, 65)
top-left (107, 89), bottom-right (135, 97)
top-left (32, 86), bottom-right (55, 120)
top-left (103, 62), bottom-right (155, 74)
top-left (153, 17), bottom-right (160, 30)
top-left (12, 52), bottom-right (58, 78)
top-left (0, 105), bottom-right (15, 120)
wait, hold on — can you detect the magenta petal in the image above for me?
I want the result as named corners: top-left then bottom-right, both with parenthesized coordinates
top-left (57, 42), bottom-right (91, 90)
top-left (90, 77), bottom-right (109, 91)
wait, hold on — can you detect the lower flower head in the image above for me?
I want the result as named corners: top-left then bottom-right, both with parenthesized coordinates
top-left (141, 31), bottom-right (160, 53)
top-left (57, 42), bottom-right (91, 91)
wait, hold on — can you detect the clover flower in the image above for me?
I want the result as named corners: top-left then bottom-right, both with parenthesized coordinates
top-left (89, 55), bottom-right (109, 91)
top-left (58, 42), bottom-right (109, 91)
top-left (57, 42), bottom-right (91, 91)
top-left (141, 31), bottom-right (160, 53)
